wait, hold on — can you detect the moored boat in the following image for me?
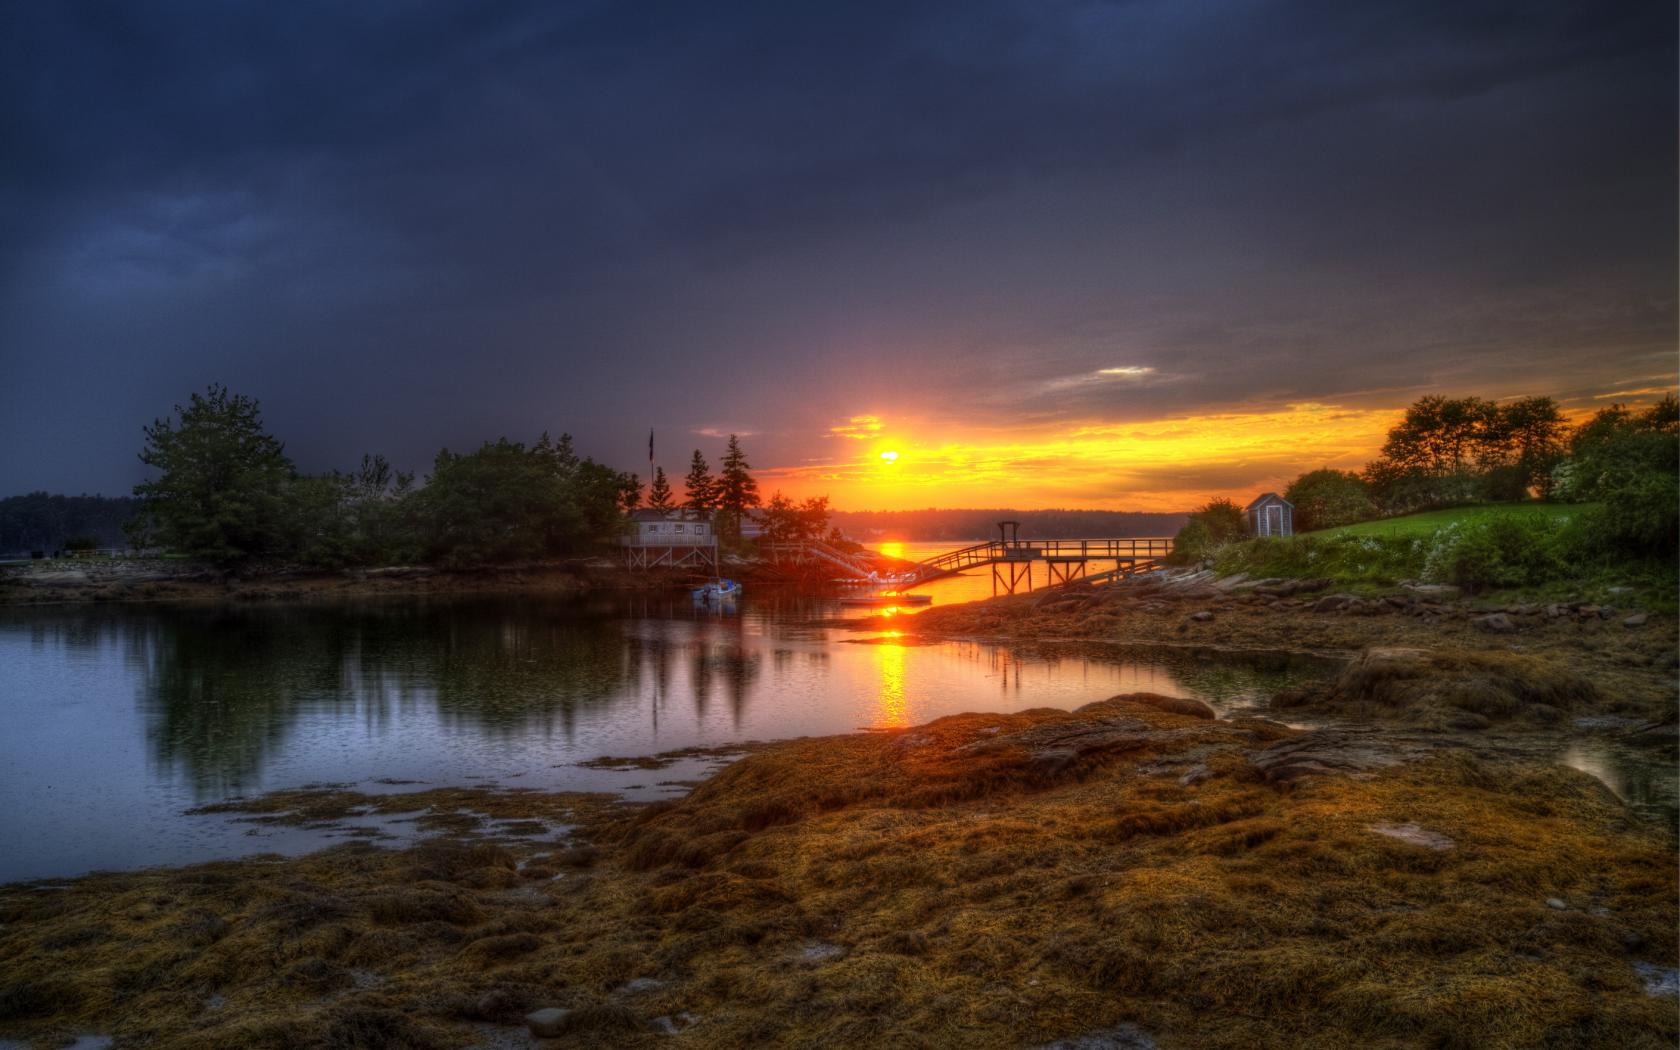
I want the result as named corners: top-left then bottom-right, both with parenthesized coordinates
top-left (693, 579), bottom-right (742, 602)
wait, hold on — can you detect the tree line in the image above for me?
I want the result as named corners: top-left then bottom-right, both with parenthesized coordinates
top-left (0, 492), bottom-right (140, 555)
top-left (127, 385), bottom-right (793, 567)
top-left (1174, 392), bottom-right (1678, 560)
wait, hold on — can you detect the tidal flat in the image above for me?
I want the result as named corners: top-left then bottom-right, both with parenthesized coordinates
top-left (0, 581), bottom-right (1675, 1049)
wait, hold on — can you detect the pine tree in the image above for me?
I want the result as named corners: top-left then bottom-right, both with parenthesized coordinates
top-left (133, 384), bottom-right (296, 565)
top-left (682, 450), bottom-right (715, 514)
top-left (621, 473), bottom-right (642, 512)
top-left (714, 434), bottom-right (760, 538)
top-left (648, 467), bottom-right (675, 512)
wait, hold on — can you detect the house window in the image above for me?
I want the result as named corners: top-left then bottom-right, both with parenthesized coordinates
top-left (674, 524), bottom-right (685, 533)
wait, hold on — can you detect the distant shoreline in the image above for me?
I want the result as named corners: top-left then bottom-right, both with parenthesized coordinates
top-left (0, 556), bottom-right (724, 606)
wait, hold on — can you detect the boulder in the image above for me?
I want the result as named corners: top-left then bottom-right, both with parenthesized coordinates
top-left (1403, 583), bottom-right (1461, 600)
top-left (1248, 729), bottom-right (1403, 782)
top-left (1472, 613), bottom-right (1516, 633)
top-left (1189, 610), bottom-right (1214, 622)
top-left (1623, 613), bottom-right (1648, 628)
top-left (1091, 693), bottom-right (1217, 720)
top-left (526, 1007), bottom-right (573, 1038)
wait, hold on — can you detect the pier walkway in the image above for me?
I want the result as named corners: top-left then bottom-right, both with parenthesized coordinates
top-left (768, 522), bottom-right (1174, 596)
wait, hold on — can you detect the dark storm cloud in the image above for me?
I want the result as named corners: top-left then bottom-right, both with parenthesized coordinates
top-left (0, 0), bottom-right (1672, 497)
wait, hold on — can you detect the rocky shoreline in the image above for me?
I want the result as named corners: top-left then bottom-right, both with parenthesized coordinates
top-left (0, 556), bottom-right (731, 606)
top-left (873, 568), bottom-right (1677, 727)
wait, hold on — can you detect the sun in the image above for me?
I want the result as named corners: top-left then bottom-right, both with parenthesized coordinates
top-left (879, 449), bottom-right (900, 463)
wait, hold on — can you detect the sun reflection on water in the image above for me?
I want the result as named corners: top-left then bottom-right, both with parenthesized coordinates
top-left (874, 639), bottom-right (910, 728)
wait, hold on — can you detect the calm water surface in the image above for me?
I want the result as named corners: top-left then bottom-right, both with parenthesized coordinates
top-left (0, 588), bottom-right (1322, 882)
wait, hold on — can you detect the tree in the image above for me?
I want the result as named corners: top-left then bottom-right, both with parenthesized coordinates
top-left (760, 492), bottom-right (799, 544)
top-left (714, 434), bottom-right (760, 538)
top-left (647, 467), bottom-right (675, 512)
top-left (1477, 396), bottom-right (1569, 500)
top-left (0, 492), bottom-right (139, 555)
top-left (418, 436), bottom-right (630, 564)
top-left (345, 453), bottom-right (416, 564)
top-left (132, 385), bottom-right (296, 564)
top-left (1364, 395), bottom-right (1501, 510)
top-left (1169, 497), bottom-right (1245, 563)
top-left (1284, 469), bottom-right (1373, 532)
top-left (1553, 395), bottom-right (1678, 555)
top-left (621, 473), bottom-right (642, 512)
top-left (682, 450), bottom-right (716, 514)
top-left (795, 495), bottom-right (831, 542)
top-left (420, 439), bottom-right (563, 563)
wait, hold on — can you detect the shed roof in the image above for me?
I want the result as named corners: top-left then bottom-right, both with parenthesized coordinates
top-left (1245, 492), bottom-right (1292, 510)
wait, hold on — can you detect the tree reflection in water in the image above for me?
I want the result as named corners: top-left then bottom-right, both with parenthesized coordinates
top-left (108, 597), bottom-right (654, 795)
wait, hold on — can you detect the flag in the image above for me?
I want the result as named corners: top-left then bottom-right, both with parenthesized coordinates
top-left (648, 429), bottom-right (654, 464)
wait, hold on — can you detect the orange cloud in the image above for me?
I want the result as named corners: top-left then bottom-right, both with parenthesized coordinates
top-left (765, 403), bottom-right (1400, 511)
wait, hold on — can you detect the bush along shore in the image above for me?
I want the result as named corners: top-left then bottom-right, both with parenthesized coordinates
top-left (1, 694), bottom-right (1676, 1049)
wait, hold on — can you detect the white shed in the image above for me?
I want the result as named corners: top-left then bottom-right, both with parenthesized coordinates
top-left (1244, 493), bottom-right (1294, 537)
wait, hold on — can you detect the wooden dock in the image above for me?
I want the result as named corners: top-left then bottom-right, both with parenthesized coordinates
top-left (768, 527), bottom-right (1174, 596)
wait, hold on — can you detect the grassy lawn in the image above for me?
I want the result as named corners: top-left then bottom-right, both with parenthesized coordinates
top-left (1310, 502), bottom-right (1595, 540)
top-left (1216, 501), bottom-right (1675, 609)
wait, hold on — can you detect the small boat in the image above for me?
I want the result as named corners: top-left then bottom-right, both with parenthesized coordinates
top-left (865, 570), bottom-right (922, 585)
top-left (693, 579), bottom-right (742, 602)
top-left (837, 592), bottom-right (932, 607)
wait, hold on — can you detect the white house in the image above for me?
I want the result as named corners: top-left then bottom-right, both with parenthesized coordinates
top-left (624, 509), bottom-right (718, 570)
top-left (628, 509), bottom-right (715, 546)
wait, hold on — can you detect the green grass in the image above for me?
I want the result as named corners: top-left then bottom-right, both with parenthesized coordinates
top-left (1213, 501), bottom-right (1674, 608)
top-left (1309, 503), bottom-right (1595, 540)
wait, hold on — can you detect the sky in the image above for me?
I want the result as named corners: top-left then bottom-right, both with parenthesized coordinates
top-left (1, 0), bottom-right (1674, 511)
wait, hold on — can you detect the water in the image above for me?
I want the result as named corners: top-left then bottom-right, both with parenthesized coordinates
top-left (0, 592), bottom-right (1321, 883)
top-left (0, 587), bottom-right (1664, 883)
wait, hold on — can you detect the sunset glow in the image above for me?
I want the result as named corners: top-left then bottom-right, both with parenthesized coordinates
top-left (749, 389), bottom-right (1671, 511)
top-left (764, 403), bottom-right (1399, 510)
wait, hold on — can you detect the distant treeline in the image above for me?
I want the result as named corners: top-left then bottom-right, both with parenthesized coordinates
top-left (830, 509), bottom-right (1187, 542)
top-left (0, 492), bottom-right (139, 555)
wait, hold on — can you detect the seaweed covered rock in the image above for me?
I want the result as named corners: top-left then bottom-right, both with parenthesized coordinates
top-left (1272, 646), bottom-right (1602, 727)
top-left (0, 701), bottom-right (1673, 1050)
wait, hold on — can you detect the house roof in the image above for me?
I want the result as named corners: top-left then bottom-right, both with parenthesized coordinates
top-left (1245, 492), bottom-right (1292, 510)
top-left (630, 509), bottom-right (676, 522)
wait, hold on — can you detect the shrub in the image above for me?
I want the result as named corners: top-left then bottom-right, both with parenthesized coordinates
top-left (1284, 469), bottom-right (1374, 532)
top-left (1214, 534), bottom-right (1427, 586)
top-left (1419, 516), bottom-right (1563, 591)
top-left (1171, 498), bottom-right (1246, 564)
